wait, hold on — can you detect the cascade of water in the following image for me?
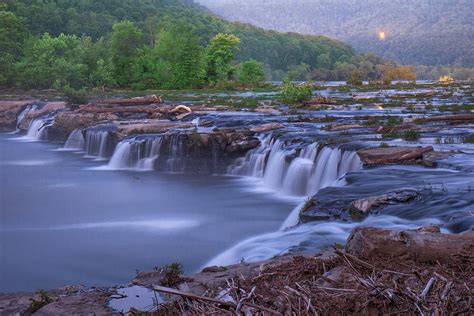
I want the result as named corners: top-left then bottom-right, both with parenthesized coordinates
top-left (25, 118), bottom-right (52, 140)
top-left (63, 129), bottom-right (85, 151)
top-left (84, 129), bottom-right (111, 158)
top-left (15, 104), bottom-right (37, 133)
top-left (228, 134), bottom-right (363, 197)
top-left (107, 137), bottom-right (163, 170)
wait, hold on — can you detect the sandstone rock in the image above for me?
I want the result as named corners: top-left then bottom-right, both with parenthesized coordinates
top-left (346, 226), bottom-right (474, 262)
top-left (19, 102), bottom-right (66, 130)
top-left (250, 123), bottom-right (284, 133)
top-left (357, 146), bottom-right (434, 166)
top-left (350, 189), bottom-right (420, 214)
top-left (116, 121), bottom-right (194, 139)
top-left (0, 100), bottom-right (35, 131)
top-left (47, 112), bottom-right (119, 141)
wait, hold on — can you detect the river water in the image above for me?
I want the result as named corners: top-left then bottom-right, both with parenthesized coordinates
top-left (0, 134), bottom-right (295, 292)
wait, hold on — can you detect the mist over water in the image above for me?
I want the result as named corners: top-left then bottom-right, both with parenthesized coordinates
top-left (0, 134), bottom-right (295, 292)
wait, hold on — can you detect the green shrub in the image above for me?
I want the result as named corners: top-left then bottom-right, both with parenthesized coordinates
top-left (402, 129), bottom-right (421, 141)
top-left (279, 81), bottom-right (312, 104)
top-left (63, 86), bottom-right (88, 106)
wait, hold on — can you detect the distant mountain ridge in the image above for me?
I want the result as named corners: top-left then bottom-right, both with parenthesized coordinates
top-left (197, 0), bottom-right (474, 67)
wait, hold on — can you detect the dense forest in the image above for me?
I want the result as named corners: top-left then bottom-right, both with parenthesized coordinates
top-left (1, 0), bottom-right (400, 91)
top-left (199, 0), bottom-right (474, 67)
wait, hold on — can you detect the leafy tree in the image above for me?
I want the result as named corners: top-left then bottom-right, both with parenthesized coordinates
top-left (347, 70), bottom-right (363, 85)
top-left (205, 33), bottom-right (240, 85)
top-left (0, 7), bottom-right (26, 86)
top-left (109, 20), bottom-right (143, 87)
top-left (90, 59), bottom-right (115, 91)
top-left (15, 33), bottom-right (89, 89)
top-left (238, 59), bottom-right (265, 85)
top-left (153, 19), bottom-right (205, 89)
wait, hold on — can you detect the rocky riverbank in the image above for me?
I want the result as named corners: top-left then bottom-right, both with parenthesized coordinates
top-left (1, 226), bottom-right (472, 315)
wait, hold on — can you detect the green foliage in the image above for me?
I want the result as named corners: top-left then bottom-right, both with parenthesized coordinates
top-left (28, 290), bottom-right (52, 313)
top-left (0, 7), bottom-right (26, 86)
top-left (279, 82), bottom-right (313, 105)
top-left (15, 33), bottom-right (89, 89)
top-left (348, 70), bottom-right (363, 86)
top-left (109, 20), bottom-right (143, 87)
top-left (160, 262), bottom-right (184, 287)
top-left (63, 85), bottom-right (88, 106)
top-left (463, 134), bottom-right (474, 143)
top-left (90, 58), bottom-right (115, 91)
top-left (238, 59), bottom-right (265, 85)
top-left (205, 33), bottom-right (240, 85)
top-left (402, 130), bottom-right (421, 141)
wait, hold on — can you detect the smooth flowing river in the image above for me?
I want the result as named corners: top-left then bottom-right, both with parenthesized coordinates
top-left (0, 134), bottom-right (295, 292)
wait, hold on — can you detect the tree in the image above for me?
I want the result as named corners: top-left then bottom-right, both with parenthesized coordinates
top-left (109, 20), bottom-right (143, 87)
top-left (348, 70), bottom-right (363, 85)
top-left (279, 81), bottom-right (313, 105)
top-left (0, 7), bottom-right (26, 86)
top-left (15, 33), bottom-right (89, 89)
top-left (153, 19), bottom-right (205, 89)
top-left (205, 33), bottom-right (240, 85)
top-left (90, 59), bottom-right (115, 91)
top-left (378, 63), bottom-right (416, 85)
top-left (238, 59), bottom-right (265, 85)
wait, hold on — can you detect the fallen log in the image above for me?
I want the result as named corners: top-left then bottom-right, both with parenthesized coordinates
top-left (357, 146), bottom-right (434, 166)
top-left (346, 226), bottom-right (474, 262)
top-left (420, 114), bottom-right (474, 123)
top-left (76, 104), bottom-right (188, 115)
top-left (88, 95), bottom-right (162, 107)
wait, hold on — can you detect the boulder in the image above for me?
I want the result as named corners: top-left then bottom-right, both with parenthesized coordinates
top-left (357, 146), bottom-right (434, 166)
top-left (346, 226), bottom-right (474, 262)
top-left (19, 102), bottom-right (66, 130)
top-left (0, 100), bottom-right (34, 131)
top-left (250, 123), bottom-right (284, 133)
top-left (350, 189), bottom-right (420, 214)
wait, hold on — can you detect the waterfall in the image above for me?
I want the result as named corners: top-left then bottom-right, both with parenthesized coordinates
top-left (15, 104), bottom-right (38, 133)
top-left (228, 134), bottom-right (363, 197)
top-left (107, 136), bottom-right (163, 170)
top-left (63, 129), bottom-right (85, 151)
top-left (84, 129), bottom-right (112, 159)
top-left (24, 118), bottom-right (53, 141)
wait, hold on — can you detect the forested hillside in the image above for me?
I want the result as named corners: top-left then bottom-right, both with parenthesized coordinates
top-left (198, 0), bottom-right (474, 67)
top-left (2, 0), bottom-right (393, 90)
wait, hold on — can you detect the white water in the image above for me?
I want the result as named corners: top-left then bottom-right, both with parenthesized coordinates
top-left (14, 104), bottom-right (37, 133)
top-left (63, 129), bottom-right (85, 151)
top-left (205, 215), bottom-right (445, 267)
top-left (106, 137), bottom-right (163, 170)
top-left (84, 129), bottom-right (111, 159)
top-left (229, 134), bottom-right (363, 197)
top-left (13, 118), bottom-right (52, 141)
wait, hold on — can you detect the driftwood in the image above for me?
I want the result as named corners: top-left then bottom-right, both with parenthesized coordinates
top-left (421, 114), bottom-right (474, 122)
top-left (88, 95), bottom-right (162, 107)
top-left (346, 226), bottom-right (474, 262)
top-left (153, 285), bottom-right (281, 315)
top-left (76, 104), bottom-right (191, 115)
top-left (357, 146), bottom-right (434, 166)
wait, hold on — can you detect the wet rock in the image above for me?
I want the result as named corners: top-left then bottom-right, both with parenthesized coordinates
top-left (326, 123), bottom-right (363, 131)
top-left (47, 112), bottom-right (119, 141)
top-left (116, 121), bottom-right (194, 140)
top-left (19, 101), bottom-right (66, 130)
top-left (346, 226), bottom-right (474, 262)
top-left (227, 137), bottom-right (260, 153)
top-left (0, 100), bottom-right (34, 131)
top-left (250, 123), bottom-right (284, 133)
top-left (422, 151), bottom-right (455, 167)
top-left (350, 189), bottom-right (420, 215)
top-left (357, 146), bottom-right (434, 166)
